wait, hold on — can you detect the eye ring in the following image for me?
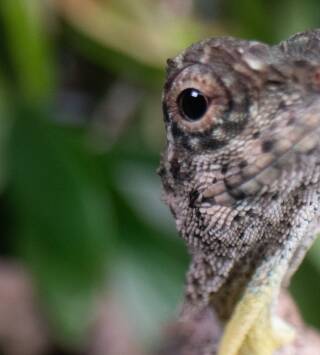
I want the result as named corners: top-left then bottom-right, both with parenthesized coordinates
top-left (165, 64), bottom-right (230, 133)
top-left (177, 88), bottom-right (209, 122)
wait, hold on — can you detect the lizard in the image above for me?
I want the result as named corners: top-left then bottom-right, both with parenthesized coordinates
top-left (158, 29), bottom-right (320, 355)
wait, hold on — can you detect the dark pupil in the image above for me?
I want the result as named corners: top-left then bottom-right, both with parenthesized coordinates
top-left (178, 88), bottom-right (208, 121)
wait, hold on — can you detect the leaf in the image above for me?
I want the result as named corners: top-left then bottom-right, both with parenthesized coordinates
top-left (52, 0), bottom-right (224, 87)
top-left (0, 70), bottom-right (11, 192)
top-left (291, 254), bottom-right (320, 329)
top-left (8, 108), bottom-right (116, 346)
top-left (114, 162), bottom-right (176, 236)
top-left (1, 0), bottom-right (55, 102)
top-left (113, 241), bottom-right (188, 346)
top-left (53, 0), bottom-right (205, 68)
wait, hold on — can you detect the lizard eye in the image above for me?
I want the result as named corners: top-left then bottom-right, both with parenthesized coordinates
top-left (178, 88), bottom-right (208, 121)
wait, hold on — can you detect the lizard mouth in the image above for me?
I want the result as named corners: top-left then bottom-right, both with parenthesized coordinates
top-left (201, 100), bottom-right (320, 206)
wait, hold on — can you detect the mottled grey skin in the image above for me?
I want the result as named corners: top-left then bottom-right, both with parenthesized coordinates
top-left (159, 29), bottom-right (320, 351)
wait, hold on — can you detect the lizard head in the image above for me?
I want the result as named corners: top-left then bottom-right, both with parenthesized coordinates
top-left (159, 30), bottom-right (320, 314)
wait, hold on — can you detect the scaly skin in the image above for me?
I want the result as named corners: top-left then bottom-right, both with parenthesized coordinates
top-left (159, 30), bottom-right (320, 354)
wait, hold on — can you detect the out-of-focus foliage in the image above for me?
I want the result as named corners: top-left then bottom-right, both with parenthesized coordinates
top-left (0, 0), bottom-right (319, 354)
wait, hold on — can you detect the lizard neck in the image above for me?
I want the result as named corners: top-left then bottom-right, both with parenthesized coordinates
top-left (185, 244), bottom-right (266, 323)
top-left (209, 247), bottom-right (263, 322)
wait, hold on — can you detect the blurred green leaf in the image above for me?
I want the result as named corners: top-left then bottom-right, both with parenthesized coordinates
top-left (53, 0), bottom-right (226, 89)
top-left (225, 0), bottom-right (278, 42)
top-left (114, 247), bottom-right (186, 347)
top-left (273, 0), bottom-right (319, 41)
top-left (8, 108), bottom-right (116, 345)
top-left (1, 0), bottom-right (55, 102)
top-left (0, 69), bottom-right (12, 192)
top-left (106, 172), bottom-right (188, 346)
top-left (114, 162), bottom-right (176, 235)
top-left (291, 253), bottom-right (320, 329)
top-left (66, 26), bottom-right (164, 88)
top-left (54, 0), bottom-right (208, 68)
top-left (306, 237), bottom-right (320, 274)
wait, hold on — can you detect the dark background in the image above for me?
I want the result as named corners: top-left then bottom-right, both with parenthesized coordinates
top-left (0, 0), bottom-right (319, 354)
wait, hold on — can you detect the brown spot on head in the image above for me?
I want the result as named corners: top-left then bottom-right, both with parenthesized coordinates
top-left (189, 189), bottom-right (200, 208)
top-left (261, 139), bottom-right (274, 152)
top-left (169, 156), bottom-right (181, 179)
top-left (239, 160), bottom-right (248, 169)
top-left (277, 101), bottom-right (287, 110)
top-left (221, 164), bottom-right (229, 174)
top-left (252, 131), bottom-right (260, 139)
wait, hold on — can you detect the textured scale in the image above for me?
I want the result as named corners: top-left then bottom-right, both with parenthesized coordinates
top-left (159, 30), bottom-right (320, 354)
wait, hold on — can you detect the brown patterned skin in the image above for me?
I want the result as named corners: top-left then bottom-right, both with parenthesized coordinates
top-left (159, 30), bottom-right (320, 353)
